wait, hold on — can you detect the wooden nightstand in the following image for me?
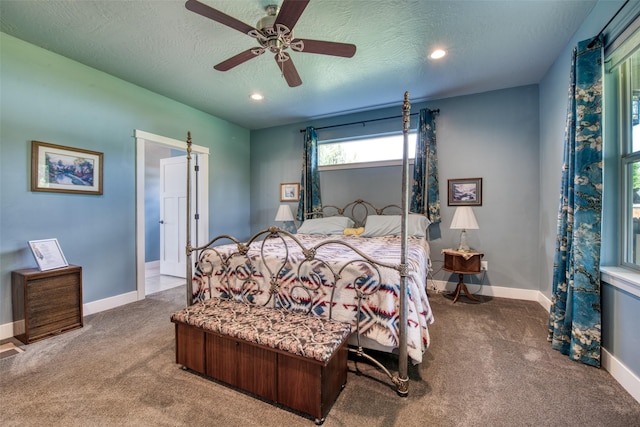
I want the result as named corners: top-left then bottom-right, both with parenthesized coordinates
top-left (442, 249), bottom-right (484, 303)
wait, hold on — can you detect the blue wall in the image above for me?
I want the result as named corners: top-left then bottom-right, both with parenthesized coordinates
top-left (0, 33), bottom-right (251, 324)
top-left (250, 85), bottom-right (540, 291)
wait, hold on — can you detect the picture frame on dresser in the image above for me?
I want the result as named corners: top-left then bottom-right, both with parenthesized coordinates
top-left (28, 238), bottom-right (68, 271)
top-left (31, 140), bottom-right (103, 195)
top-left (448, 177), bottom-right (482, 206)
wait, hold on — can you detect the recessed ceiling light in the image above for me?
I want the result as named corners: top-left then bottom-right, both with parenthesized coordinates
top-left (250, 93), bottom-right (264, 101)
top-left (430, 49), bottom-right (446, 59)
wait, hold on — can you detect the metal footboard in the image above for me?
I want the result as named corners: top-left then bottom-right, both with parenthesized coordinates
top-left (183, 91), bottom-right (414, 396)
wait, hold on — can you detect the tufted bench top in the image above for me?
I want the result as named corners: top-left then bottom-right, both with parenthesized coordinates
top-left (171, 297), bottom-right (351, 364)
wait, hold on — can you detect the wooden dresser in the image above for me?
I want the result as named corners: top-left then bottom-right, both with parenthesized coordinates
top-left (12, 265), bottom-right (83, 344)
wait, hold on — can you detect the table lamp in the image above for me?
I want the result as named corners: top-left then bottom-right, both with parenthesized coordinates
top-left (275, 204), bottom-right (296, 233)
top-left (450, 206), bottom-right (478, 252)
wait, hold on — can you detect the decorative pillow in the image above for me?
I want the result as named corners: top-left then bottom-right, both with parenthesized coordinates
top-left (297, 216), bottom-right (355, 235)
top-left (343, 227), bottom-right (365, 236)
top-left (362, 214), bottom-right (431, 238)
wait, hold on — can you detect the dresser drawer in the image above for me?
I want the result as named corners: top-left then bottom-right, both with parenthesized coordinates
top-left (12, 265), bottom-right (83, 344)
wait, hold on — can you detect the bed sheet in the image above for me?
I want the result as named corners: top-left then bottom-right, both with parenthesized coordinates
top-left (192, 233), bottom-right (434, 364)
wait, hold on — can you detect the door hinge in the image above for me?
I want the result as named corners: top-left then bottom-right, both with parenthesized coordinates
top-left (194, 214), bottom-right (200, 220)
top-left (194, 165), bottom-right (199, 172)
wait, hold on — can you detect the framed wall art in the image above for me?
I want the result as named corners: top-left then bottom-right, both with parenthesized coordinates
top-left (448, 177), bottom-right (482, 206)
top-left (28, 238), bottom-right (69, 271)
top-left (31, 140), bottom-right (103, 195)
top-left (280, 183), bottom-right (300, 202)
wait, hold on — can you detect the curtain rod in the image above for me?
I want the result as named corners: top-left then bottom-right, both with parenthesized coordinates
top-left (298, 109), bottom-right (440, 133)
top-left (587, 0), bottom-right (629, 48)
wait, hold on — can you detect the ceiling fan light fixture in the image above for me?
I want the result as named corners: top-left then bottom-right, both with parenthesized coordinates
top-left (257, 4), bottom-right (279, 35)
top-left (186, 0), bottom-right (356, 88)
top-left (430, 49), bottom-right (447, 59)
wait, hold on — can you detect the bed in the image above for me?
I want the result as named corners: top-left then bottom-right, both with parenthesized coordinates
top-left (190, 206), bottom-right (434, 367)
top-left (182, 92), bottom-right (433, 396)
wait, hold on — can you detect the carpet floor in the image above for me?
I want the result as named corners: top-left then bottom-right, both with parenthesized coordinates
top-left (1, 286), bottom-right (639, 426)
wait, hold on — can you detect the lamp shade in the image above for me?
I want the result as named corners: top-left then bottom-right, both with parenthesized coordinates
top-left (275, 204), bottom-right (294, 222)
top-left (450, 206), bottom-right (479, 230)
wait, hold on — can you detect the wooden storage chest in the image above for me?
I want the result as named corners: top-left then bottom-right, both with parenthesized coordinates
top-left (174, 318), bottom-right (348, 423)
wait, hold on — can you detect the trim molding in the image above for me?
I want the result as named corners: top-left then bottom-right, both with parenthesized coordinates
top-left (602, 347), bottom-right (640, 404)
top-left (145, 260), bottom-right (160, 278)
top-left (2, 282), bottom-right (638, 404)
top-left (430, 279), bottom-right (639, 403)
top-left (430, 279), bottom-right (545, 302)
top-left (134, 129), bottom-right (209, 303)
top-left (600, 266), bottom-right (640, 299)
top-left (0, 291), bottom-right (139, 341)
top-left (82, 291), bottom-right (138, 317)
top-left (0, 322), bottom-right (15, 341)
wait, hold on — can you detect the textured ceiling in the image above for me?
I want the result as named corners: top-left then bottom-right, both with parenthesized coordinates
top-left (0, 0), bottom-right (597, 130)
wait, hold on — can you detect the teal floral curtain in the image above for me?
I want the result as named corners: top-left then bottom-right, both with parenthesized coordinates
top-left (410, 109), bottom-right (440, 223)
top-left (296, 127), bottom-right (322, 221)
top-left (548, 36), bottom-right (603, 368)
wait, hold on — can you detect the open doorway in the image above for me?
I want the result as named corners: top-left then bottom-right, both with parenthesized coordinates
top-left (134, 130), bottom-right (209, 300)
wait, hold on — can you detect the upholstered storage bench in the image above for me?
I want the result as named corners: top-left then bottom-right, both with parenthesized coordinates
top-left (170, 297), bottom-right (351, 424)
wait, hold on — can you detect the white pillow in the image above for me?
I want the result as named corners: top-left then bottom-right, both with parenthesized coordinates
top-left (362, 214), bottom-right (430, 238)
top-left (297, 216), bottom-right (355, 235)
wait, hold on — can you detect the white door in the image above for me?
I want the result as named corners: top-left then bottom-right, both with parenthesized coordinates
top-left (159, 156), bottom-right (194, 277)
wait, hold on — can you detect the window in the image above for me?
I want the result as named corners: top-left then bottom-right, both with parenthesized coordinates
top-left (617, 45), bottom-right (640, 268)
top-left (601, 5), bottom-right (640, 295)
top-left (319, 132), bottom-right (416, 170)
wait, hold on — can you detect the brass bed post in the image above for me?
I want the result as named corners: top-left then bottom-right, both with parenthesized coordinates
top-left (397, 92), bottom-right (411, 396)
top-left (185, 132), bottom-right (194, 306)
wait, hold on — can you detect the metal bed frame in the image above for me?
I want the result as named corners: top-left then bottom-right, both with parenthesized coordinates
top-left (182, 91), bottom-right (414, 395)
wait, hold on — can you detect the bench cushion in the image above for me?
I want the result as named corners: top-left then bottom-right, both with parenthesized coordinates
top-left (171, 298), bottom-right (351, 363)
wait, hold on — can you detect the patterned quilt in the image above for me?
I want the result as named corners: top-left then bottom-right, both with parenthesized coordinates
top-left (192, 233), bottom-right (434, 364)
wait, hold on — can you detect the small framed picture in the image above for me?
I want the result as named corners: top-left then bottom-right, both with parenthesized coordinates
top-left (28, 238), bottom-right (69, 271)
top-left (448, 178), bottom-right (482, 206)
top-left (31, 140), bottom-right (104, 195)
top-left (280, 183), bottom-right (300, 202)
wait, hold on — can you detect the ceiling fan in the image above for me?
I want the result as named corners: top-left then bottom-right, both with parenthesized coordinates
top-left (185, 0), bottom-right (357, 87)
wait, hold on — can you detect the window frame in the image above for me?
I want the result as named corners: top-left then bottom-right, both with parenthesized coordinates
top-left (317, 130), bottom-right (417, 171)
top-left (600, 4), bottom-right (640, 297)
top-left (617, 52), bottom-right (640, 270)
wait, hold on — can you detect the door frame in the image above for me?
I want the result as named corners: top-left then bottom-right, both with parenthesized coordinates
top-left (159, 155), bottom-right (190, 278)
top-left (134, 129), bottom-right (210, 301)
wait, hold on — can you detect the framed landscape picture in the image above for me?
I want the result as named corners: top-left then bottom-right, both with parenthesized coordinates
top-left (448, 177), bottom-right (482, 206)
top-left (280, 183), bottom-right (300, 202)
top-left (31, 141), bottom-right (103, 195)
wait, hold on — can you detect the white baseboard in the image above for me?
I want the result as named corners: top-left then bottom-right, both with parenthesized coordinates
top-left (429, 279), bottom-right (544, 302)
top-left (603, 348), bottom-right (640, 404)
top-left (3, 280), bottom-right (638, 404)
top-left (0, 290), bottom-right (140, 341)
top-left (0, 322), bottom-right (16, 341)
top-left (82, 291), bottom-right (139, 317)
top-left (145, 260), bottom-right (160, 278)
top-left (430, 279), bottom-right (639, 403)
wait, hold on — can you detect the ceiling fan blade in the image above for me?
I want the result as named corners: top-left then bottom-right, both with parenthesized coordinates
top-left (214, 49), bottom-right (263, 71)
top-left (275, 53), bottom-right (302, 87)
top-left (274, 0), bottom-right (310, 31)
top-left (185, 0), bottom-right (257, 35)
top-left (294, 39), bottom-right (356, 58)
